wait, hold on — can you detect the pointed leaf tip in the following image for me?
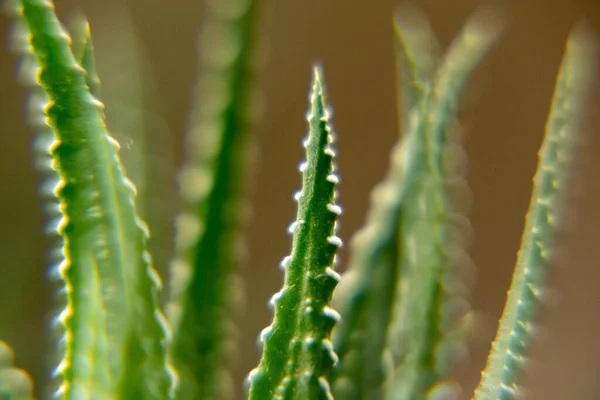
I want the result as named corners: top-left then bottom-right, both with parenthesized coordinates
top-left (312, 64), bottom-right (323, 84)
top-left (310, 65), bottom-right (326, 110)
top-left (248, 67), bottom-right (342, 400)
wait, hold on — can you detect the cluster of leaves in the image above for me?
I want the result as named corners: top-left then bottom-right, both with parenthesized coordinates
top-left (0, 0), bottom-right (596, 399)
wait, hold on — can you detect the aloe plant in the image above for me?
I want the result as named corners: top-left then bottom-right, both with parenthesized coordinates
top-left (2, 0), bottom-right (597, 399)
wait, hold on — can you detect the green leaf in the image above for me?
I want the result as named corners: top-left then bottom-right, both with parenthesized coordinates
top-left (388, 11), bottom-right (504, 400)
top-left (13, 8), bottom-right (110, 397)
top-left (0, 341), bottom-right (34, 400)
top-left (71, 5), bottom-right (174, 272)
top-left (330, 10), bottom-right (503, 400)
top-left (329, 98), bottom-right (424, 400)
top-left (168, 0), bottom-right (261, 398)
top-left (15, 0), bottom-right (175, 398)
top-left (247, 67), bottom-right (342, 400)
top-left (60, 16), bottom-right (113, 399)
top-left (473, 25), bottom-right (596, 400)
top-left (329, 11), bottom-right (440, 396)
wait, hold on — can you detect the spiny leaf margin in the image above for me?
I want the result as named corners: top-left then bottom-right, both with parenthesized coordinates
top-left (473, 25), bottom-right (597, 400)
top-left (10, 7), bottom-right (112, 399)
top-left (247, 67), bottom-right (342, 400)
top-left (14, 0), bottom-right (176, 398)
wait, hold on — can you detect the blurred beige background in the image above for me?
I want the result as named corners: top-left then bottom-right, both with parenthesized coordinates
top-left (1, 0), bottom-right (599, 399)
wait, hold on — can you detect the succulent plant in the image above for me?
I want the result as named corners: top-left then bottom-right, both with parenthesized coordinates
top-left (1, 0), bottom-right (596, 399)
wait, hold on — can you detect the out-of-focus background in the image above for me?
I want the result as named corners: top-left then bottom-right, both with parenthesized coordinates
top-left (1, 0), bottom-right (599, 399)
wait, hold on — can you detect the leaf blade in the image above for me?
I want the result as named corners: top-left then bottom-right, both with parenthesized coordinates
top-left (330, 10), bottom-right (504, 400)
top-left (389, 12), bottom-right (504, 399)
top-left (473, 25), bottom-right (597, 400)
top-left (15, 0), bottom-right (175, 398)
top-left (247, 67), bottom-right (342, 400)
top-left (168, 0), bottom-right (262, 398)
